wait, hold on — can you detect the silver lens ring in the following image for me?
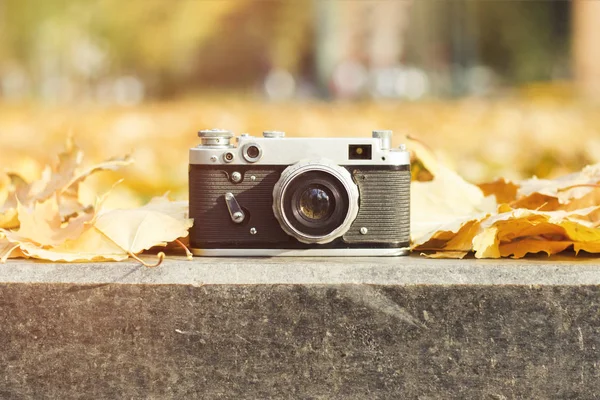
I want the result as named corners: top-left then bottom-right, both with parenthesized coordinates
top-left (242, 143), bottom-right (263, 163)
top-left (273, 159), bottom-right (359, 244)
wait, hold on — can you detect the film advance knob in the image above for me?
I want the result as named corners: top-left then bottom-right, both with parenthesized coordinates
top-left (198, 129), bottom-right (234, 147)
top-left (263, 131), bottom-right (286, 138)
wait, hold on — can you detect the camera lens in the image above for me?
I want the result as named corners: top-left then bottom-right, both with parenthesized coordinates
top-left (298, 185), bottom-right (334, 221)
top-left (284, 171), bottom-right (348, 238)
top-left (272, 161), bottom-right (359, 244)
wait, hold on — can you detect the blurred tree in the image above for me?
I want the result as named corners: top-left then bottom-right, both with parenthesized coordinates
top-left (474, 1), bottom-right (570, 84)
top-left (573, 0), bottom-right (600, 100)
top-left (0, 0), bottom-right (579, 100)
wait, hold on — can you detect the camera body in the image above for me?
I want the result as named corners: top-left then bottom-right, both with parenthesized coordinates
top-left (189, 129), bottom-right (410, 256)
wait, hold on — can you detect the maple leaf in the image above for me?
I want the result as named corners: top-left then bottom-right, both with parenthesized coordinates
top-left (93, 198), bottom-right (193, 256)
top-left (471, 206), bottom-right (600, 258)
top-left (0, 139), bottom-right (133, 231)
top-left (510, 163), bottom-right (600, 211)
top-left (15, 227), bottom-right (130, 263)
top-left (0, 173), bottom-right (30, 229)
top-left (478, 178), bottom-right (519, 205)
top-left (409, 137), bottom-right (496, 250)
top-left (421, 250), bottom-right (469, 259)
top-left (0, 140), bottom-right (194, 266)
top-left (0, 234), bottom-right (22, 262)
top-left (1, 195), bottom-right (193, 266)
top-left (13, 197), bottom-right (93, 247)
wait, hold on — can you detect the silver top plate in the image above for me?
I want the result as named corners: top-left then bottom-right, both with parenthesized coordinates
top-left (190, 135), bottom-right (410, 166)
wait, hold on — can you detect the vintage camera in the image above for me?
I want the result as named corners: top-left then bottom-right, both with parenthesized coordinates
top-left (189, 129), bottom-right (410, 256)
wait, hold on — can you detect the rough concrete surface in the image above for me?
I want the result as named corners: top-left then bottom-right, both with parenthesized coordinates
top-left (1, 255), bottom-right (600, 399)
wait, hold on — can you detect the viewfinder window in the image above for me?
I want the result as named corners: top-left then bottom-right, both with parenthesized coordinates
top-left (349, 144), bottom-right (372, 160)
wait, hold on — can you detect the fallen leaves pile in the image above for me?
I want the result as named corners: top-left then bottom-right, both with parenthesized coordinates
top-left (0, 140), bottom-right (193, 266)
top-left (411, 138), bottom-right (600, 258)
top-left (2, 90), bottom-right (600, 262)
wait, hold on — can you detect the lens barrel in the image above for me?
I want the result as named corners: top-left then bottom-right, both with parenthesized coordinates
top-left (273, 160), bottom-right (359, 244)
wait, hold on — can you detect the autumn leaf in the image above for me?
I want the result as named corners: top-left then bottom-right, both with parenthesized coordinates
top-left (0, 173), bottom-right (30, 229)
top-left (94, 198), bottom-right (193, 256)
top-left (471, 206), bottom-right (600, 258)
top-left (478, 178), bottom-right (519, 205)
top-left (15, 227), bottom-right (130, 263)
top-left (14, 197), bottom-right (93, 247)
top-left (421, 250), bottom-right (469, 259)
top-left (407, 131), bottom-right (600, 259)
top-left (0, 139), bottom-right (194, 266)
top-left (0, 139), bottom-right (134, 232)
top-left (0, 234), bottom-right (22, 262)
top-left (2, 196), bottom-right (193, 265)
top-left (409, 137), bottom-right (496, 249)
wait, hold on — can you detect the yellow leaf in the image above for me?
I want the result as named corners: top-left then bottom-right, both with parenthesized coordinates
top-left (499, 239), bottom-right (572, 258)
top-left (517, 163), bottom-right (600, 208)
top-left (139, 195), bottom-right (189, 220)
top-left (14, 197), bottom-right (93, 247)
top-left (559, 220), bottom-right (600, 243)
top-left (17, 227), bottom-right (129, 262)
top-left (414, 219), bottom-right (482, 252)
top-left (511, 192), bottom-right (559, 211)
top-left (473, 226), bottom-right (500, 258)
top-left (573, 242), bottom-right (600, 254)
top-left (0, 208), bottom-right (19, 230)
top-left (410, 138), bottom-right (496, 246)
top-left (421, 251), bottom-right (469, 259)
top-left (31, 139), bottom-right (83, 202)
top-left (472, 207), bottom-right (600, 259)
top-left (93, 197), bottom-right (193, 255)
top-left (0, 235), bottom-right (22, 262)
top-left (0, 173), bottom-right (30, 229)
top-left (478, 178), bottom-right (519, 204)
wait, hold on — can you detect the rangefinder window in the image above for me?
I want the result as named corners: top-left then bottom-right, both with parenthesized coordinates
top-left (349, 145), bottom-right (372, 160)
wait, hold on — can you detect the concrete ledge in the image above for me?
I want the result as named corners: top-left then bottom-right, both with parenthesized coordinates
top-left (2, 256), bottom-right (600, 398)
top-left (2, 254), bottom-right (600, 285)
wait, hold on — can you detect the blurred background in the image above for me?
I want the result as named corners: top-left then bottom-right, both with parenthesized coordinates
top-left (1, 0), bottom-right (599, 205)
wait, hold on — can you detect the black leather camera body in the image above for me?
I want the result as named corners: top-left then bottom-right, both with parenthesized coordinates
top-left (189, 129), bottom-right (410, 256)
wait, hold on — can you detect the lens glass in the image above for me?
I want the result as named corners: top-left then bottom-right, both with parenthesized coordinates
top-left (299, 185), bottom-right (333, 220)
top-left (281, 170), bottom-right (350, 238)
